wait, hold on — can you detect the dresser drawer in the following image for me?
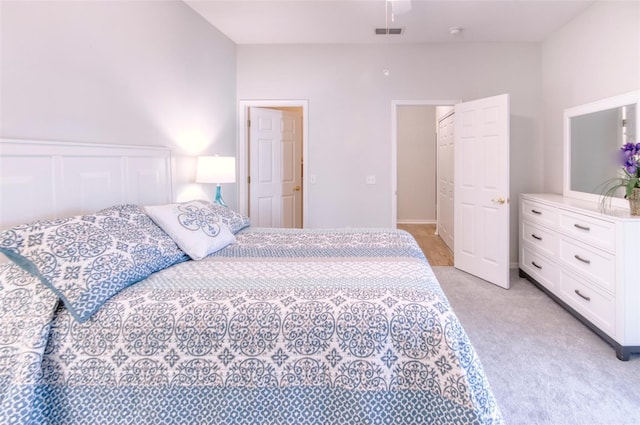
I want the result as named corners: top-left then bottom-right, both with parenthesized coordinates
top-left (559, 270), bottom-right (615, 335)
top-left (521, 245), bottom-right (558, 290)
top-left (559, 236), bottom-right (615, 294)
top-left (521, 221), bottom-right (558, 257)
top-left (521, 198), bottom-right (558, 228)
top-left (559, 210), bottom-right (615, 252)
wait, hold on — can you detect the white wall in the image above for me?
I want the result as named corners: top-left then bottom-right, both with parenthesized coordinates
top-left (238, 42), bottom-right (542, 264)
top-left (541, 1), bottom-right (640, 194)
top-left (0, 0), bottom-right (238, 207)
top-left (397, 105), bottom-right (436, 223)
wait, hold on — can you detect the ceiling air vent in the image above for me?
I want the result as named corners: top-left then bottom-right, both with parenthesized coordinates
top-left (375, 28), bottom-right (403, 35)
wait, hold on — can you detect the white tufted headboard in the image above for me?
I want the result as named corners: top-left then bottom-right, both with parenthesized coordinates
top-left (0, 139), bottom-right (174, 230)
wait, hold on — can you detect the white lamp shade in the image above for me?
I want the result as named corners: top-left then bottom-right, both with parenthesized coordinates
top-left (195, 156), bottom-right (236, 184)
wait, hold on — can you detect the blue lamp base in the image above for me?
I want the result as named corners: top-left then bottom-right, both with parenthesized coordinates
top-left (214, 184), bottom-right (228, 208)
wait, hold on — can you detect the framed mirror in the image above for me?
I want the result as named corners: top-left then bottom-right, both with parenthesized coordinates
top-left (563, 90), bottom-right (639, 207)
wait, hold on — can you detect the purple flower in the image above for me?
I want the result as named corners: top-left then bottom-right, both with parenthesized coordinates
top-left (619, 143), bottom-right (640, 175)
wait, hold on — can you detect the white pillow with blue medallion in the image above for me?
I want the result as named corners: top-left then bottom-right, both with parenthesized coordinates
top-left (144, 201), bottom-right (236, 261)
top-left (190, 199), bottom-right (250, 234)
top-left (0, 205), bottom-right (188, 323)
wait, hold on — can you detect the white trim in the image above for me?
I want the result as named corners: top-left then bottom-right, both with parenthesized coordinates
top-left (391, 100), bottom-right (460, 228)
top-left (0, 138), bottom-right (172, 153)
top-left (237, 100), bottom-right (309, 227)
top-left (438, 109), bottom-right (455, 123)
top-left (563, 90), bottom-right (640, 208)
top-left (396, 219), bottom-right (437, 225)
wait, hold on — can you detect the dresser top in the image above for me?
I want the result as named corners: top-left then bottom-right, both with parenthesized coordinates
top-left (521, 193), bottom-right (640, 221)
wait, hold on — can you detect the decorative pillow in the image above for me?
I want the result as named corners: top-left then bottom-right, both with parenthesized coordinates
top-left (144, 202), bottom-right (236, 261)
top-left (191, 200), bottom-right (251, 234)
top-left (0, 206), bottom-right (188, 323)
top-left (94, 204), bottom-right (190, 259)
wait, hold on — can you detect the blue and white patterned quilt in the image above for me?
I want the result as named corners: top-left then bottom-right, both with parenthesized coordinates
top-left (0, 228), bottom-right (503, 424)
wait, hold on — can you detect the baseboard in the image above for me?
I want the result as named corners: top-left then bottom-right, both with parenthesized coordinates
top-left (397, 220), bottom-right (436, 225)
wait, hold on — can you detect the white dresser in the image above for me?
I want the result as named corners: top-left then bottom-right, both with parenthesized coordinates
top-left (519, 193), bottom-right (640, 360)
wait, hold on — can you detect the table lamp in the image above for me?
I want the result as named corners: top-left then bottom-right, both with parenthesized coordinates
top-left (195, 155), bottom-right (236, 207)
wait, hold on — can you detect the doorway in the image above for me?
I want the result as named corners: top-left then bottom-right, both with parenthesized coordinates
top-left (237, 100), bottom-right (309, 228)
top-left (392, 95), bottom-right (511, 289)
top-left (392, 100), bottom-right (458, 265)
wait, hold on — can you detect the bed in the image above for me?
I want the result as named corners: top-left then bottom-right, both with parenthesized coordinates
top-left (0, 141), bottom-right (502, 424)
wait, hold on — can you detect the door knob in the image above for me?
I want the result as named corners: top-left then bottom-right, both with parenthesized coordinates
top-left (492, 197), bottom-right (507, 205)
top-left (293, 185), bottom-right (301, 191)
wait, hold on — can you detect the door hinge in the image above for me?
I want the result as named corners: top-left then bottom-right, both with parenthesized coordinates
top-left (247, 175), bottom-right (251, 184)
top-left (247, 119), bottom-right (251, 127)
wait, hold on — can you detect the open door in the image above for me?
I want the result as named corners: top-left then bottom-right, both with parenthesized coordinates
top-left (249, 107), bottom-right (303, 228)
top-left (454, 94), bottom-right (510, 289)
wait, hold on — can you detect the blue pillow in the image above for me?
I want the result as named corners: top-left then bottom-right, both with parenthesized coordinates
top-left (0, 205), bottom-right (188, 323)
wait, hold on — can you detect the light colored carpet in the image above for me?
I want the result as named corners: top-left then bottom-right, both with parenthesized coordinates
top-left (432, 267), bottom-right (640, 425)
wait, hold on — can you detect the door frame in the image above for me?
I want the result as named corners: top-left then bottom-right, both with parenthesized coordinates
top-left (391, 99), bottom-right (460, 228)
top-left (237, 100), bottom-right (309, 227)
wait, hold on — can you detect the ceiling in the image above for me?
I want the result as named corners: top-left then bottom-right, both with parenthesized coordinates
top-left (184, 0), bottom-right (595, 45)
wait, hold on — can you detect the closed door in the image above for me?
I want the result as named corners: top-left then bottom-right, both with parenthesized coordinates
top-left (249, 107), bottom-right (303, 228)
top-left (454, 94), bottom-right (510, 289)
top-left (437, 111), bottom-right (455, 251)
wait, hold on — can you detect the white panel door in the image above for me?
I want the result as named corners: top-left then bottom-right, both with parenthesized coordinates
top-left (249, 107), bottom-right (302, 228)
top-left (437, 111), bottom-right (455, 251)
top-left (454, 94), bottom-right (510, 289)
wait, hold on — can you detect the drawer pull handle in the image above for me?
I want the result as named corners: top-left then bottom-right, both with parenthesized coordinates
top-left (574, 254), bottom-right (591, 265)
top-left (574, 289), bottom-right (591, 302)
top-left (531, 209), bottom-right (542, 215)
top-left (531, 261), bottom-right (542, 269)
top-left (574, 223), bottom-right (590, 232)
top-left (531, 234), bottom-right (542, 241)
